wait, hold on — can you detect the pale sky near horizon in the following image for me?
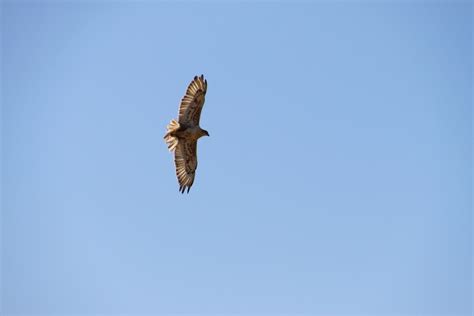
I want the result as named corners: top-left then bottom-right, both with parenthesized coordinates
top-left (1, 1), bottom-right (472, 315)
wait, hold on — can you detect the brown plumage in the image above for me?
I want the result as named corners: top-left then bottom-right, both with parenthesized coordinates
top-left (164, 75), bottom-right (209, 193)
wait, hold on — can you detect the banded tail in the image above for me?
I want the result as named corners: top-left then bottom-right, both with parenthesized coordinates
top-left (164, 119), bottom-right (180, 152)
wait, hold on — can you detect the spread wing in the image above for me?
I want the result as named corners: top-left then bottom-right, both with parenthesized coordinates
top-left (174, 139), bottom-right (198, 193)
top-left (178, 75), bottom-right (207, 126)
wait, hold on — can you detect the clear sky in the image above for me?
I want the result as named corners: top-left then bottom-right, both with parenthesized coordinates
top-left (1, 1), bottom-right (472, 315)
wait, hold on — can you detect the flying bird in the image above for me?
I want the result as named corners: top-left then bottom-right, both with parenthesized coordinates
top-left (164, 75), bottom-right (209, 193)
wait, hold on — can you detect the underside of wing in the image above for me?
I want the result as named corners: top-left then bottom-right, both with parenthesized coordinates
top-left (178, 75), bottom-right (207, 126)
top-left (174, 139), bottom-right (198, 193)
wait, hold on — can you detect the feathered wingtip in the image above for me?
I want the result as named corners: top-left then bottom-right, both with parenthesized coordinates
top-left (179, 185), bottom-right (191, 194)
top-left (189, 74), bottom-right (207, 94)
top-left (164, 119), bottom-right (179, 152)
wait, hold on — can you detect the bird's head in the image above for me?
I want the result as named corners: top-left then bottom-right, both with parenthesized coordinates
top-left (198, 128), bottom-right (210, 138)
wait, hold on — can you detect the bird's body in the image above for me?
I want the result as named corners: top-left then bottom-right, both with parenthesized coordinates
top-left (171, 125), bottom-right (208, 141)
top-left (164, 75), bottom-right (209, 193)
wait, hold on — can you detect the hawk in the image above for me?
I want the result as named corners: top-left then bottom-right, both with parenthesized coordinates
top-left (164, 75), bottom-right (209, 193)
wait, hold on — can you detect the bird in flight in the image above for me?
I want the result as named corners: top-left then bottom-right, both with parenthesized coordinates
top-left (164, 75), bottom-right (209, 193)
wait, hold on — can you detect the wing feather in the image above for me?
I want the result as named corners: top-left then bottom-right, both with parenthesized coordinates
top-left (178, 75), bottom-right (207, 126)
top-left (174, 139), bottom-right (198, 193)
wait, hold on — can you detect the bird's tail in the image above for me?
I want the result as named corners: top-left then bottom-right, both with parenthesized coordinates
top-left (164, 119), bottom-right (180, 152)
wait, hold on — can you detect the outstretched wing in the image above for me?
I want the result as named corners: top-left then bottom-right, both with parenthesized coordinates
top-left (174, 139), bottom-right (198, 193)
top-left (178, 75), bottom-right (207, 126)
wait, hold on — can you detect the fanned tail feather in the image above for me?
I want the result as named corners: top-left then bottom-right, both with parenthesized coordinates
top-left (164, 119), bottom-right (179, 152)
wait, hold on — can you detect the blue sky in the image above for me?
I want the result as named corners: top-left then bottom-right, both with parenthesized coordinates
top-left (1, 1), bottom-right (472, 315)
